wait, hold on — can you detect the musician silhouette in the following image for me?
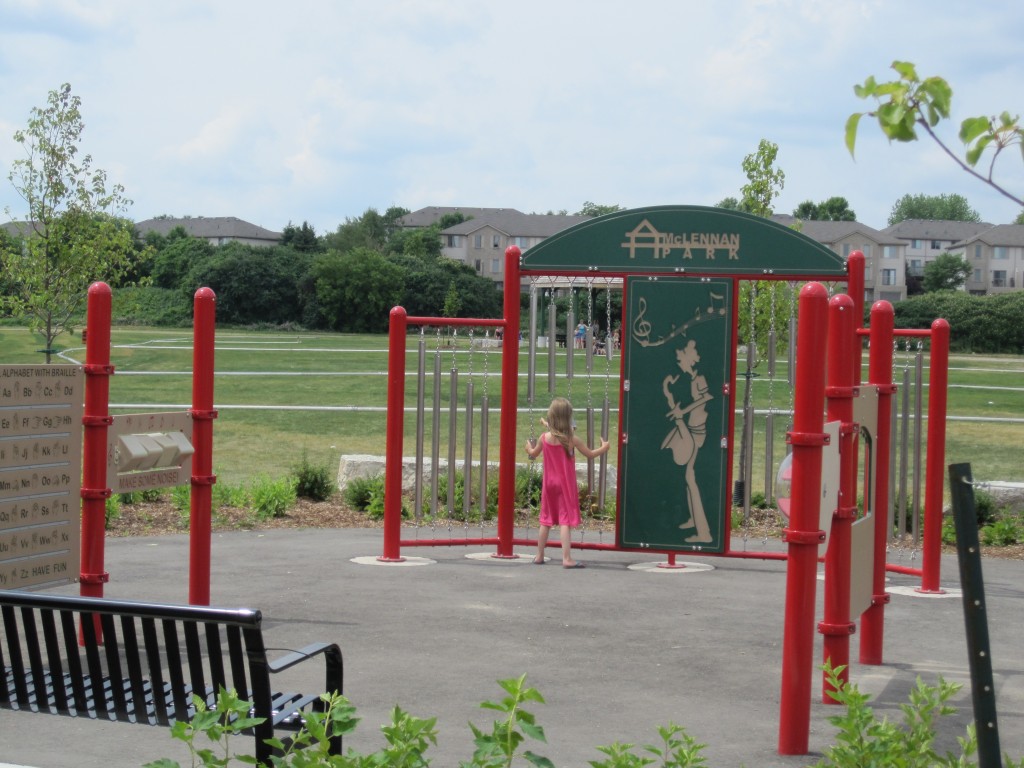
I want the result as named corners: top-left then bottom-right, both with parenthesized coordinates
top-left (661, 339), bottom-right (713, 543)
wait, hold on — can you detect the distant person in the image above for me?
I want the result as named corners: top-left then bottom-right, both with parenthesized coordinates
top-left (574, 322), bottom-right (587, 348)
top-left (524, 397), bottom-right (610, 568)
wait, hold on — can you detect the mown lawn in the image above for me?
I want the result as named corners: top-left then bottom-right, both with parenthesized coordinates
top-left (2, 324), bottom-right (1021, 487)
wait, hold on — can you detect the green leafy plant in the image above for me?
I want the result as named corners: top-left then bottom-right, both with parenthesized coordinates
top-left (212, 480), bottom-right (251, 510)
top-left (981, 517), bottom-right (1021, 546)
top-left (589, 724), bottom-right (706, 768)
top-left (462, 674), bottom-right (552, 768)
top-left (810, 663), bottom-right (1023, 768)
top-left (249, 475), bottom-right (297, 520)
top-left (292, 452), bottom-right (336, 502)
top-left (342, 474), bottom-right (384, 512)
top-left (104, 494), bottom-right (121, 529)
top-left (142, 687), bottom-right (266, 768)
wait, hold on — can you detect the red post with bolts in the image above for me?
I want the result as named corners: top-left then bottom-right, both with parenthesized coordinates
top-left (188, 288), bottom-right (217, 605)
top-left (80, 282), bottom-right (114, 602)
top-left (920, 318), bottom-right (950, 593)
top-left (380, 305), bottom-right (409, 562)
top-left (496, 245), bottom-right (522, 558)
top-left (860, 301), bottom-right (895, 663)
top-left (778, 282), bottom-right (830, 755)
top-left (820, 293), bottom-right (857, 700)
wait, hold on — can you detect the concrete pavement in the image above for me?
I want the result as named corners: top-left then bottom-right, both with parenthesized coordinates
top-left (1, 527), bottom-right (1021, 767)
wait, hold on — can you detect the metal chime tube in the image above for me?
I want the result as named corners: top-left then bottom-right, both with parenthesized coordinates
top-left (528, 286), bottom-right (538, 403)
top-left (430, 350), bottom-right (441, 518)
top-left (548, 297), bottom-right (557, 394)
top-left (788, 315), bottom-right (797, 387)
top-left (898, 367), bottom-right (911, 540)
top-left (586, 406), bottom-right (596, 498)
top-left (566, 309), bottom-right (575, 379)
top-left (479, 395), bottom-right (489, 520)
top-left (463, 381), bottom-right (474, 520)
top-left (912, 351), bottom-right (924, 543)
top-left (767, 330), bottom-right (777, 377)
top-left (585, 325), bottom-right (594, 374)
top-left (765, 412), bottom-right (775, 506)
top-left (598, 397), bottom-right (610, 509)
top-left (447, 368), bottom-right (459, 515)
top-left (414, 337), bottom-right (426, 521)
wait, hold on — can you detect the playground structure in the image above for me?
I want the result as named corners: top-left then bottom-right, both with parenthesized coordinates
top-left (78, 282), bottom-right (217, 605)
top-left (379, 205), bottom-right (951, 755)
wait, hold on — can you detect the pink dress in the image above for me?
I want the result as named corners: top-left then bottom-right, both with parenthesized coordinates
top-left (539, 437), bottom-right (581, 527)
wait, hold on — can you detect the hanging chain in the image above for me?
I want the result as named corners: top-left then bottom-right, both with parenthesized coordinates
top-left (586, 279), bottom-right (595, 410)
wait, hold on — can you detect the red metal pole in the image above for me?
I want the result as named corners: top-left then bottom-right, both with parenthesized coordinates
top-left (189, 288), bottom-right (217, 605)
top-left (380, 306), bottom-right (408, 562)
top-left (860, 301), bottom-right (894, 663)
top-left (919, 318), bottom-right (949, 593)
top-left (496, 246), bottom-right (522, 558)
top-left (778, 282), bottom-right (829, 756)
top-left (821, 293), bottom-right (856, 702)
top-left (847, 251), bottom-right (865, 386)
top-left (80, 282), bottom-right (113, 602)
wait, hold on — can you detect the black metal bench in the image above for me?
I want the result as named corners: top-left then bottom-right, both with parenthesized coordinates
top-left (0, 590), bottom-right (343, 764)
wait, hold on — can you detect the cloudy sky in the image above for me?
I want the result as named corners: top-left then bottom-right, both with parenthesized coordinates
top-left (1, 0), bottom-right (1021, 235)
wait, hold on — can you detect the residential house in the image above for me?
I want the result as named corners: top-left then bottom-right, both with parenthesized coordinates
top-left (882, 219), bottom-right (993, 283)
top-left (400, 207), bottom-right (589, 289)
top-left (135, 216), bottom-right (282, 247)
top-left (948, 224), bottom-right (1024, 295)
top-left (772, 216), bottom-right (908, 303)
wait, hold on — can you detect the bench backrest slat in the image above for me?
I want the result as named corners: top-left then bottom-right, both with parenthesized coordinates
top-left (205, 622), bottom-right (227, 695)
top-left (58, 609), bottom-right (89, 714)
top-left (40, 610), bottom-right (68, 714)
top-left (226, 625), bottom-right (249, 702)
top-left (80, 612), bottom-right (107, 718)
top-left (2, 605), bottom-right (30, 706)
top-left (183, 621), bottom-right (208, 707)
top-left (161, 617), bottom-right (190, 721)
top-left (100, 613), bottom-right (131, 722)
top-left (19, 606), bottom-right (48, 710)
top-left (118, 615), bottom-right (145, 722)
top-left (141, 616), bottom-right (168, 724)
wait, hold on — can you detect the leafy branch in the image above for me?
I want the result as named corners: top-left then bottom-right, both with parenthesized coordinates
top-left (845, 60), bottom-right (1022, 209)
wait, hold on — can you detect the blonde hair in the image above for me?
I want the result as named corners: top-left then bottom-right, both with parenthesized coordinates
top-left (547, 397), bottom-right (574, 456)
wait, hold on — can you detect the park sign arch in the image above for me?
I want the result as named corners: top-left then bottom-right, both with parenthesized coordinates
top-left (518, 204), bottom-right (850, 555)
top-left (519, 204), bottom-right (847, 276)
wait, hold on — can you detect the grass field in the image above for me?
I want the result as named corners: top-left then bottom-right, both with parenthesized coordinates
top-left (2, 324), bottom-right (1022, 491)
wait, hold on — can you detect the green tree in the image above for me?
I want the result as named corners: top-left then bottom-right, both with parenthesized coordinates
top-left (311, 247), bottom-right (404, 332)
top-left (793, 196), bottom-right (857, 221)
top-left (1015, 210), bottom-right (1024, 225)
top-left (575, 202), bottom-right (623, 217)
top-left (187, 243), bottom-right (311, 325)
top-left (740, 139), bottom-right (785, 217)
top-left (887, 192), bottom-right (981, 225)
top-left (846, 60), bottom-right (1022, 209)
top-left (1, 83), bottom-right (138, 362)
top-left (715, 196), bottom-right (745, 211)
top-left (280, 220), bottom-right (322, 252)
top-left (922, 252), bottom-right (971, 293)
top-left (150, 234), bottom-right (215, 289)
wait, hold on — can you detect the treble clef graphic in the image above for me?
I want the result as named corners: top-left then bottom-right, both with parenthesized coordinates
top-left (632, 297), bottom-right (652, 345)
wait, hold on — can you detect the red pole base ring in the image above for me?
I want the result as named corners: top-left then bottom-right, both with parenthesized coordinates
top-left (80, 572), bottom-right (110, 585)
top-left (377, 556), bottom-right (407, 563)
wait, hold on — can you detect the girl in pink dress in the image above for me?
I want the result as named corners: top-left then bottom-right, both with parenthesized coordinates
top-left (524, 397), bottom-right (610, 568)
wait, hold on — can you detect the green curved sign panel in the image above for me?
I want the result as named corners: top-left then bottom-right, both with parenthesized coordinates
top-left (520, 205), bottom-right (847, 276)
